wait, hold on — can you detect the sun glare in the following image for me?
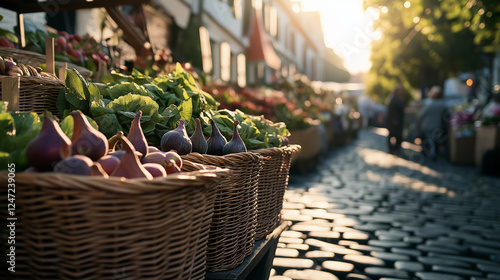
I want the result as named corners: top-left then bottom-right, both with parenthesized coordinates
top-left (299, 0), bottom-right (379, 74)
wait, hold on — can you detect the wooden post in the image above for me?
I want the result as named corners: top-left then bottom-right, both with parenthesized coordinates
top-left (17, 14), bottom-right (25, 49)
top-left (1, 76), bottom-right (20, 112)
top-left (45, 37), bottom-right (55, 75)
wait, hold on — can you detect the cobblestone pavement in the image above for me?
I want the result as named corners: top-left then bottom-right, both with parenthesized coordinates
top-left (270, 128), bottom-right (500, 280)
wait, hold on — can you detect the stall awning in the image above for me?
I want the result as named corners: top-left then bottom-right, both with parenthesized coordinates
top-left (246, 12), bottom-right (281, 70)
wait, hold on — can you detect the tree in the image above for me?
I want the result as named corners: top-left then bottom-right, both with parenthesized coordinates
top-left (363, 0), bottom-right (497, 103)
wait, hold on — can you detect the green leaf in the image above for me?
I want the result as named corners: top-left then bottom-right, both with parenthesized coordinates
top-left (178, 98), bottom-right (193, 121)
top-left (93, 114), bottom-right (123, 139)
top-left (107, 82), bottom-right (151, 100)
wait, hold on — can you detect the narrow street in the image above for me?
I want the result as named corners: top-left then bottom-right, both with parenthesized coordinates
top-left (271, 128), bottom-right (500, 280)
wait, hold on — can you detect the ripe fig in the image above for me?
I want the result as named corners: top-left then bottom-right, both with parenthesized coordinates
top-left (70, 110), bottom-right (108, 161)
top-left (223, 121), bottom-right (247, 155)
top-left (141, 151), bottom-right (183, 170)
top-left (160, 120), bottom-right (192, 155)
top-left (127, 111), bottom-right (148, 158)
top-left (97, 155), bottom-right (120, 175)
top-left (26, 113), bottom-right (71, 171)
top-left (207, 119), bottom-right (227, 156)
top-left (143, 163), bottom-right (167, 178)
top-left (164, 159), bottom-right (181, 174)
top-left (148, 146), bottom-right (160, 153)
top-left (190, 118), bottom-right (208, 154)
top-left (110, 134), bottom-right (153, 180)
top-left (53, 155), bottom-right (94, 176)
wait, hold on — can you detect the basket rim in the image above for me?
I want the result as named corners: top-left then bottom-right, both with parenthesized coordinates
top-left (0, 168), bottom-right (230, 194)
top-left (0, 74), bottom-right (65, 87)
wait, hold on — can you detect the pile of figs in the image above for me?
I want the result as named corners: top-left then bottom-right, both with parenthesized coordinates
top-left (25, 109), bottom-right (248, 178)
top-left (161, 117), bottom-right (247, 156)
top-left (25, 110), bottom-right (184, 179)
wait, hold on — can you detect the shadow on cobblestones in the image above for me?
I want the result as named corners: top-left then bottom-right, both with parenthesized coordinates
top-left (272, 128), bottom-right (500, 280)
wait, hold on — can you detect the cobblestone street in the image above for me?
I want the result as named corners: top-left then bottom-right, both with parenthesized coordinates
top-left (270, 128), bottom-right (500, 280)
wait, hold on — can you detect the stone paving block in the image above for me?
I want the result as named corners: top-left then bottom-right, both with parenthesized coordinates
top-left (286, 243), bottom-right (310, 251)
top-left (322, 260), bottom-right (355, 277)
top-left (343, 231), bottom-right (371, 241)
top-left (477, 264), bottom-right (500, 274)
top-left (279, 237), bottom-right (304, 244)
top-left (345, 273), bottom-right (373, 280)
top-left (308, 231), bottom-right (341, 240)
top-left (427, 253), bottom-right (500, 266)
top-left (269, 276), bottom-right (293, 280)
top-left (272, 257), bottom-right (315, 269)
top-left (364, 267), bottom-right (409, 279)
top-left (394, 260), bottom-right (424, 272)
top-left (356, 223), bottom-right (391, 232)
top-left (370, 251), bottom-right (411, 262)
top-left (368, 240), bottom-right (410, 248)
top-left (432, 265), bottom-right (484, 277)
top-left (487, 273), bottom-right (500, 279)
top-left (338, 240), bottom-right (358, 246)
top-left (275, 248), bottom-right (300, 258)
top-left (304, 250), bottom-right (335, 260)
top-left (390, 247), bottom-right (421, 257)
top-left (349, 243), bottom-right (386, 253)
top-left (415, 271), bottom-right (466, 280)
top-left (283, 269), bottom-right (339, 280)
top-left (416, 244), bottom-right (460, 255)
top-left (281, 230), bottom-right (305, 239)
top-left (342, 254), bottom-right (386, 267)
top-left (425, 240), bottom-right (469, 252)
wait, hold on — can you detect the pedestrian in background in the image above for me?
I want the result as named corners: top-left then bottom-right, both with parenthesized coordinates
top-left (386, 84), bottom-right (406, 155)
top-left (418, 85), bottom-right (448, 160)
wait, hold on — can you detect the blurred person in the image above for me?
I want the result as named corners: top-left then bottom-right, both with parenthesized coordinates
top-left (386, 84), bottom-right (406, 155)
top-left (418, 86), bottom-right (448, 160)
top-left (357, 94), bottom-right (374, 129)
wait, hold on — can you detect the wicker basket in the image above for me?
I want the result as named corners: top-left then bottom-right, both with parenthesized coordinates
top-left (0, 46), bottom-right (92, 78)
top-left (250, 145), bottom-right (301, 240)
top-left (0, 75), bottom-right (64, 115)
top-left (0, 167), bottom-right (229, 280)
top-left (181, 152), bottom-right (263, 272)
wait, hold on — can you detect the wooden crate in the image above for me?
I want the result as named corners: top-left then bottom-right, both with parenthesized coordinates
top-left (475, 126), bottom-right (500, 165)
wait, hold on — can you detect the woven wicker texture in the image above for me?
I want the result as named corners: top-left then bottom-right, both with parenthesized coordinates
top-left (0, 47), bottom-right (92, 78)
top-left (181, 152), bottom-right (263, 272)
top-left (251, 145), bottom-right (301, 240)
top-left (0, 75), bottom-right (64, 115)
top-left (0, 168), bottom-right (229, 280)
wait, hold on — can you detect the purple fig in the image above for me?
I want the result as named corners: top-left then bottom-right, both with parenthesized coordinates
top-left (223, 121), bottom-right (247, 155)
top-left (190, 118), bottom-right (208, 154)
top-left (141, 151), bottom-right (183, 170)
top-left (26, 113), bottom-right (71, 171)
top-left (127, 111), bottom-right (148, 158)
top-left (70, 110), bottom-right (108, 161)
top-left (148, 146), bottom-right (160, 153)
top-left (160, 120), bottom-right (192, 155)
top-left (110, 134), bottom-right (153, 180)
top-left (143, 163), bottom-right (167, 178)
top-left (207, 119), bottom-right (227, 156)
top-left (97, 155), bottom-right (120, 175)
top-left (53, 155), bottom-right (94, 176)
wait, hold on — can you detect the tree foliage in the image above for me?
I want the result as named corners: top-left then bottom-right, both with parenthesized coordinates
top-left (363, 0), bottom-right (499, 103)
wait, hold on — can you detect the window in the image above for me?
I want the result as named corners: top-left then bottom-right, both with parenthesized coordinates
top-left (237, 53), bottom-right (246, 88)
top-left (220, 42), bottom-right (231, 82)
top-left (220, 0), bottom-right (241, 19)
top-left (269, 5), bottom-right (277, 37)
